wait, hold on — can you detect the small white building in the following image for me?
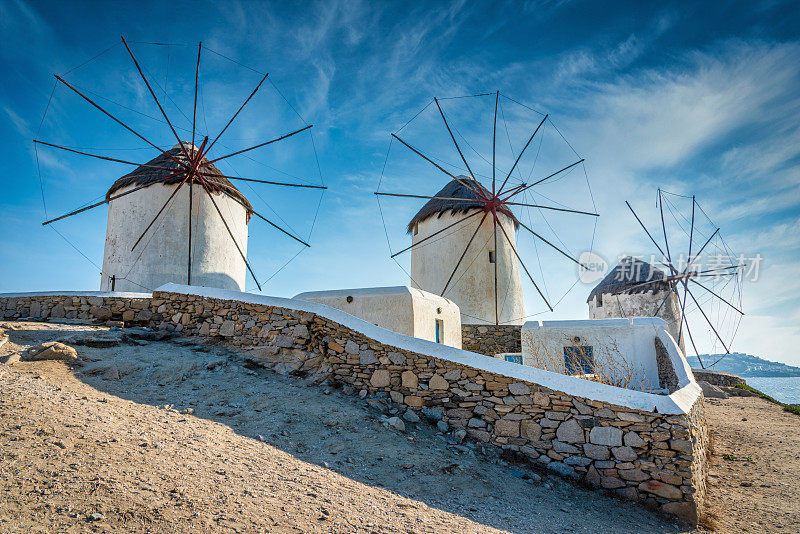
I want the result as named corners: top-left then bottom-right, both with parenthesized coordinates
top-left (294, 286), bottom-right (462, 348)
top-left (100, 143), bottom-right (252, 293)
top-left (521, 318), bottom-right (683, 393)
top-left (588, 257), bottom-right (684, 353)
top-left (408, 177), bottom-right (524, 326)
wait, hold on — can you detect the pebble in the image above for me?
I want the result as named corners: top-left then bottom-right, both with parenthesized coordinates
top-left (87, 512), bottom-right (105, 522)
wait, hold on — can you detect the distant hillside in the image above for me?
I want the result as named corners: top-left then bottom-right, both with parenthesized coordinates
top-left (687, 352), bottom-right (800, 378)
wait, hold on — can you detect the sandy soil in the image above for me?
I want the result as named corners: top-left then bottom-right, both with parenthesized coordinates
top-left (703, 396), bottom-right (800, 532)
top-left (5, 321), bottom-right (795, 533)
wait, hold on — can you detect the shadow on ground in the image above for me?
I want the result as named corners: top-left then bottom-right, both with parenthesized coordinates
top-left (2, 321), bottom-right (686, 534)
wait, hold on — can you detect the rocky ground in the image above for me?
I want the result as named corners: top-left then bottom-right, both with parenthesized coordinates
top-left (703, 396), bottom-right (800, 532)
top-left (0, 321), bottom-right (797, 533)
top-left (0, 321), bottom-right (687, 533)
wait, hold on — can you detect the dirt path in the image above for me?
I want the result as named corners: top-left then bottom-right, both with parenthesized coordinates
top-left (704, 396), bottom-right (800, 533)
top-left (0, 321), bottom-right (688, 533)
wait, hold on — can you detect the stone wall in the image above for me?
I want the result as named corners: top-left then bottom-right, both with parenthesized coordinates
top-left (0, 293), bottom-right (153, 324)
top-left (691, 369), bottom-right (746, 388)
top-left (655, 337), bottom-right (679, 393)
top-left (462, 324), bottom-right (521, 356)
top-left (0, 289), bottom-right (707, 524)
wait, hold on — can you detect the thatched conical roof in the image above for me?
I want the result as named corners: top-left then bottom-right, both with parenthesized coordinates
top-left (587, 256), bottom-right (671, 303)
top-left (406, 176), bottom-right (517, 233)
top-left (106, 142), bottom-right (253, 214)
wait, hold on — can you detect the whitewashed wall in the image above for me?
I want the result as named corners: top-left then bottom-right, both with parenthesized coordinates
top-left (294, 286), bottom-right (462, 348)
top-left (522, 318), bottom-right (684, 391)
top-left (410, 209), bottom-right (524, 325)
top-left (101, 183), bottom-right (248, 292)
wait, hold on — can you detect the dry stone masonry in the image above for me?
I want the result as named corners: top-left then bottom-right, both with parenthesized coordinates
top-left (0, 288), bottom-right (708, 525)
top-left (461, 324), bottom-right (521, 356)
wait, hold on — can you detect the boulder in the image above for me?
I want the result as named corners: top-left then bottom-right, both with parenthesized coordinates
top-left (698, 380), bottom-right (728, 399)
top-left (638, 480), bottom-right (683, 500)
top-left (20, 342), bottom-right (77, 362)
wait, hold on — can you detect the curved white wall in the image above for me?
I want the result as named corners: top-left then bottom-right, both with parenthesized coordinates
top-left (100, 183), bottom-right (248, 292)
top-left (410, 209), bottom-right (524, 325)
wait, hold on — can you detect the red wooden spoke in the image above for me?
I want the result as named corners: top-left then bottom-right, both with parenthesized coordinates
top-left (686, 228), bottom-right (720, 269)
top-left (689, 278), bottom-right (744, 315)
top-left (441, 211), bottom-right (489, 297)
top-left (251, 210), bottom-right (310, 248)
top-left (677, 196), bottom-right (696, 346)
top-left (685, 284), bottom-right (731, 354)
top-left (130, 173), bottom-right (191, 251)
top-left (192, 41), bottom-right (202, 149)
top-left (495, 212), bottom-right (553, 312)
top-left (516, 219), bottom-right (581, 266)
top-left (33, 140), bottom-right (175, 171)
top-left (375, 191), bottom-right (486, 203)
top-left (204, 185), bottom-right (262, 290)
top-left (54, 74), bottom-right (189, 171)
top-left (492, 90), bottom-right (498, 195)
top-left (512, 159), bottom-right (584, 195)
top-left (208, 125), bottom-right (313, 164)
top-left (204, 71), bottom-right (269, 156)
top-left (626, 201), bottom-right (668, 259)
top-left (199, 172), bottom-right (326, 189)
top-left (435, 97), bottom-right (476, 180)
top-left (504, 202), bottom-right (599, 216)
top-left (390, 133), bottom-right (487, 201)
top-left (675, 282), bottom-right (702, 365)
top-left (121, 36), bottom-right (192, 163)
top-left (658, 189), bottom-right (678, 276)
top-left (41, 168), bottom-right (187, 226)
top-left (188, 178), bottom-right (193, 285)
top-left (497, 114), bottom-right (547, 195)
top-left (492, 210), bottom-right (499, 324)
top-left (390, 210), bottom-right (482, 258)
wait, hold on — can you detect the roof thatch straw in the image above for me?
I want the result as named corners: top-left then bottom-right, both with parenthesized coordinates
top-left (587, 256), bottom-right (671, 303)
top-left (406, 176), bottom-right (518, 233)
top-left (106, 142), bottom-right (253, 214)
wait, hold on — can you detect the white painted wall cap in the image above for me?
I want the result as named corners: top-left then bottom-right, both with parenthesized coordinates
top-left (294, 285), bottom-right (456, 306)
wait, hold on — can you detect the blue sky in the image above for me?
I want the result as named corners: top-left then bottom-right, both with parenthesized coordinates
top-left (1, 0), bottom-right (799, 365)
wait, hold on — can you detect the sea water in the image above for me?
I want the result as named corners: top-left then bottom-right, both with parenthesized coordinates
top-left (745, 377), bottom-right (800, 404)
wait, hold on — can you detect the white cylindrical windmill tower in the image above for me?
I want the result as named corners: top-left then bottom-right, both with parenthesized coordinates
top-left (588, 256), bottom-right (685, 352)
top-left (409, 176), bottom-right (525, 325)
top-left (100, 142), bottom-right (253, 292)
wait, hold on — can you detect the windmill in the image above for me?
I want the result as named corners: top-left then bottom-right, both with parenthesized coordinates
top-left (375, 91), bottom-right (599, 325)
top-left (33, 37), bottom-right (325, 293)
top-left (625, 189), bottom-right (745, 368)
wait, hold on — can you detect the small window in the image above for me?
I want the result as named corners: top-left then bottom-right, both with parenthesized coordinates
top-left (414, 224), bottom-right (419, 235)
top-left (435, 319), bottom-right (444, 343)
top-left (564, 346), bottom-right (594, 375)
top-left (488, 250), bottom-right (496, 264)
